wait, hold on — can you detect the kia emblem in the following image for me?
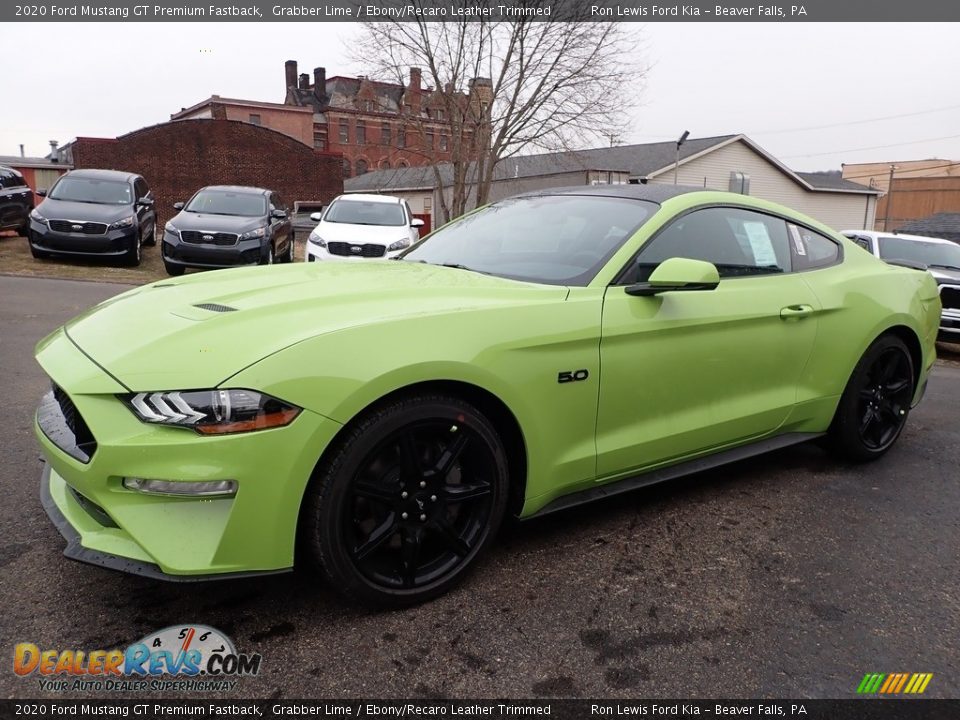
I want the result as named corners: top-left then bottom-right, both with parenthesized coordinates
top-left (351, 245), bottom-right (362, 254)
top-left (71, 224), bottom-right (83, 231)
top-left (202, 234), bottom-right (214, 242)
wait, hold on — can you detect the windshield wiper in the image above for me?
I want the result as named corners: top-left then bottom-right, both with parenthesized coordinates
top-left (408, 259), bottom-right (488, 275)
top-left (928, 263), bottom-right (960, 271)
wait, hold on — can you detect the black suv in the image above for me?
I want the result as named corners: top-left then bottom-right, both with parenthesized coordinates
top-left (29, 169), bottom-right (156, 266)
top-left (0, 165), bottom-right (33, 236)
top-left (161, 185), bottom-right (294, 276)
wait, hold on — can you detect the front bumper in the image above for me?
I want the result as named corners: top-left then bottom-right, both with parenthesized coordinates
top-left (305, 238), bottom-right (404, 262)
top-left (35, 329), bottom-right (342, 579)
top-left (163, 230), bottom-right (266, 269)
top-left (30, 220), bottom-right (136, 257)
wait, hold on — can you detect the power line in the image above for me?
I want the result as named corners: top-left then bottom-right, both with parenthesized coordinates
top-left (841, 160), bottom-right (960, 182)
top-left (781, 133), bottom-right (960, 160)
top-left (748, 103), bottom-right (960, 136)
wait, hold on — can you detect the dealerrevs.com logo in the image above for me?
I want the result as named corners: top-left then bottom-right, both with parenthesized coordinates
top-left (13, 625), bottom-right (262, 692)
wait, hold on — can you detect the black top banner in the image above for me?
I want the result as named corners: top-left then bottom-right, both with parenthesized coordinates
top-left (1, 700), bottom-right (959, 720)
top-left (6, 0), bottom-right (960, 22)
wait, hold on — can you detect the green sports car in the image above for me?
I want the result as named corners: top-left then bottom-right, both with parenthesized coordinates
top-left (35, 186), bottom-right (941, 605)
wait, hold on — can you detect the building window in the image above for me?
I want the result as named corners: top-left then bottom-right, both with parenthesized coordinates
top-left (380, 159), bottom-right (391, 170)
top-left (397, 126), bottom-right (406, 148)
top-left (435, 109), bottom-right (444, 121)
top-left (381, 122), bottom-right (391, 146)
top-left (425, 131), bottom-right (434, 150)
top-left (342, 158), bottom-right (352, 179)
top-left (339, 120), bottom-right (349, 144)
top-left (356, 121), bottom-right (366, 145)
top-left (439, 134), bottom-right (449, 151)
top-left (356, 159), bottom-right (369, 175)
top-left (249, 114), bottom-right (262, 125)
top-left (313, 130), bottom-right (327, 150)
top-left (398, 160), bottom-right (409, 169)
top-left (424, 197), bottom-right (432, 213)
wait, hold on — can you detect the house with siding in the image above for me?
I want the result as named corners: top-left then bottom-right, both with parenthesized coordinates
top-left (345, 134), bottom-right (880, 232)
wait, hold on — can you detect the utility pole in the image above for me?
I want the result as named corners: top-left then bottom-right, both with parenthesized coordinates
top-left (674, 130), bottom-right (690, 184)
top-left (882, 164), bottom-right (896, 231)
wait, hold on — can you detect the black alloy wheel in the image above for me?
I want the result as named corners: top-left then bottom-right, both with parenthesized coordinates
top-left (144, 220), bottom-right (157, 246)
top-left (828, 334), bottom-right (915, 461)
top-left (304, 395), bottom-right (509, 606)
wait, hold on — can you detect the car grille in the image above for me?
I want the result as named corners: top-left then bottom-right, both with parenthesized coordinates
top-left (326, 242), bottom-right (386, 258)
top-left (37, 385), bottom-right (97, 463)
top-left (180, 230), bottom-right (239, 246)
top-left (48, 220), bottom-right (108, 235)
top-left (940, 285), bottom-right (960, 311)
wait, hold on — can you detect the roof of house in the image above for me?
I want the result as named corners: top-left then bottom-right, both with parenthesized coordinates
top-left (896, 213), bottom-right (960, 241)
top-left (796, 170), bottom-right (874, 192)
top-left (345, 134), bottom-right (880, 197)
top-left (0, 155), bottom-right (69, 169)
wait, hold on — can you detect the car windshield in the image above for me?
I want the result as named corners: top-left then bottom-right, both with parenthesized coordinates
top-left (185, 190), bottom-right (266, 217)
top-left (48, 177), bottom-right (132, 205)
top-left (323, 199), bottom-right (406, 227)
top-left (401, 195), bottom-right (657, 285)
top-left (878, 236), bottom-right (960, 269)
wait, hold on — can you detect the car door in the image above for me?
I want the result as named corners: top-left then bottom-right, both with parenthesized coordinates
top-left (0, 169), bottom-right (32, 230)
top-left (595, 205), bottom-right (821, 478)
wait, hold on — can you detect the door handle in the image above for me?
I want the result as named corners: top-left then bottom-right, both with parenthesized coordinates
top-left (780, 304), bottom-right (814, 320)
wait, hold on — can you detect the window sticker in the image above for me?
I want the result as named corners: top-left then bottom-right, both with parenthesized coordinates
top-left (789, 224), bottom-right (807, 256)
top-left (742, 221), bottom-right (779, 266)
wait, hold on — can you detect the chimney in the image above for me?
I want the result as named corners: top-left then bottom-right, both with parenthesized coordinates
top-left (313, 67), bottom-right (326, 101)
top-left (285, 60), bottom-right (297, 89)
top-left (409, 67), bottom-right (422, 92)
top-left (299, 73), bottom-right (310, 89)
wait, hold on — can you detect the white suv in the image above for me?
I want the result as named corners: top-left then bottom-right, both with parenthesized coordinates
top-left (843, 229), bottom-right (960, 342)
top-left (306, 193), bottom-right (424, 262)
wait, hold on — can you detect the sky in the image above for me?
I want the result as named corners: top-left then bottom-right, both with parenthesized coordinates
top-left (2, 22), bottom-right (960, 172)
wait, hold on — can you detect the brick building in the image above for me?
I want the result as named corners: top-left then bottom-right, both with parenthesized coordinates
top-left (65, 119), bottom-right (343, 227)
top-left (172, 61), bottom-right (492, 180)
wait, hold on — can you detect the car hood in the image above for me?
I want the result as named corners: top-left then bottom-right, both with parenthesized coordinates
top-left (170, 212), bottom-right (265, 234)
top-left (316, 221), bottom-right (409, 244)
top-left (930, 267), bottom-right (960, 284)
top-left (62, 261), bottom-right (566, 391)
top-left (37, 198), bottom-right (133, 222)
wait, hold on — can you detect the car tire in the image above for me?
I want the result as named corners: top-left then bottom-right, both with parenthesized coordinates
top-left (302, 394), bottom-right (510, 607)
top-left (283, 234), bottom-right (295, 263)
top-left (827, 334), bottom-right (915, 462)
top-left (163, 260), bottom-right (185, 277)
top-left (122, 230), bottom-right (142, 267)
top-left (143, 220), bottom-right (157, 247)
top-left (260, 242), bottom-right (274, 265)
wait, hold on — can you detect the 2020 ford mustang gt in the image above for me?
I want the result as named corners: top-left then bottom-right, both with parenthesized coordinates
top-left (35, 185), bottom-right (941, 605)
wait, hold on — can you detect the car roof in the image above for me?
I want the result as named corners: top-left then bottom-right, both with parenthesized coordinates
top-left (199, 185), bottom-right (270, 195)
top-left (65, 168), bottom-right (139, 182)
top-left (841, 229), bottom-right (955, 244)
top-left (513, 183), bottom-right (726, 204)
top-left (337, 193), bottom-right (403, 204)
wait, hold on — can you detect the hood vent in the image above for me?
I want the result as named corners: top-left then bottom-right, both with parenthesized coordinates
top-left (193, 303), bottom-right (238, 313)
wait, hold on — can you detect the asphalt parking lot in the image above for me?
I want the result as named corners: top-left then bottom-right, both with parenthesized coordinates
top-left (1, 274), bottom-right (958, 700)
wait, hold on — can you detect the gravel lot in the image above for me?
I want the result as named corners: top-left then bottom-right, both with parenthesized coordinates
top-left (1, 275), bottom-right (958, 700)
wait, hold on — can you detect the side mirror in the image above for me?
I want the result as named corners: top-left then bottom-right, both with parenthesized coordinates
top-left (625, 257), bottom-right (720, 297)
top-left (309, 211), bottom-right (323, 222)
top-left (411, 218), bottom-right (425, 228)
top-left (36, 188), bottom-right (47, 197)
top-left (137, 197), bottom-right (154, 207)
top-left (271, 209), bottom-right (288, 220)
top-left (173, 202), bottom-right (185, 211)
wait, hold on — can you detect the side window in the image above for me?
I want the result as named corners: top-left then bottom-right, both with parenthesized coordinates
top-left (0, 170), bottom-right (13, 189)
top-left (273, 192), bottom-right (285, 211)
top-left (789, 224), bottom-right (840, 270)
top-left (134, 178), bottom-right (148, 200)
top-left (629, 206), bottom-right (792, 283)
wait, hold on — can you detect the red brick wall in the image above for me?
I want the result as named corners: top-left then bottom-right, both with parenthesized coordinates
top-left (70, 119), bottom-right (343, 226)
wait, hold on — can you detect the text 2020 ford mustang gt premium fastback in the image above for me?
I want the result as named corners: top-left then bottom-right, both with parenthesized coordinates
top-left (35, 186), bottom-right (941, 605)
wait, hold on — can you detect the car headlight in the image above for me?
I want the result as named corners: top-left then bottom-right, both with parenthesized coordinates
top-left (121, 389), bottom-right (301, 435)
top-left (164, 222), bottom-right (180, 238)
top-left (239, 227), bottom-right (267, 241)
top-left (108, 215), bottom-right (136, 230)
top-left (30, 209), bottom-right (47, 225)
top-left (387, 238), bottom-right (411, 251)
top-left (307, 231), bottom-right (326, 248)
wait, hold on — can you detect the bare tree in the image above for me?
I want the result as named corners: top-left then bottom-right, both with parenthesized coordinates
top-left (352, 2), bottom-right (645, 222)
